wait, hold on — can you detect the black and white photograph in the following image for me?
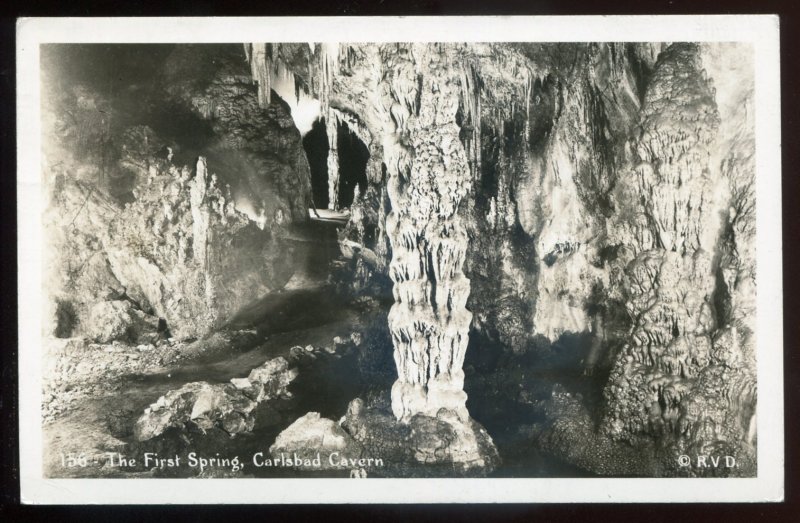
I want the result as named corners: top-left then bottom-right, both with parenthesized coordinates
top-left (16, 16), bottom-right (783, 503)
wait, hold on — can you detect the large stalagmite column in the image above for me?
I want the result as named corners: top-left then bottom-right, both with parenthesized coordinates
top-left (248, 42), bottom-right (478, 424)
top-left (244, 43), bottom-right (496, 471)
top-left (385, 49), bottom-right (474, 422)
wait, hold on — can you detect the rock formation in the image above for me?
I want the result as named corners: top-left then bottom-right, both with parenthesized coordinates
top-left (379, 46), bottom-right (474, 423)
top-left (133, 357), bottom-right (297, 441)
top-left (596, 44), bottom-right (757, 473)
top-left (245, 41), bottom-right (756, 476)
top-left (85, 300), bottom-right (160, 344)
top-left (41, 46), bottom-right (314, 340)
top-left (269, 412), bottom-right (364, 470)
top-left (340, 396), bottom-right (500, 476)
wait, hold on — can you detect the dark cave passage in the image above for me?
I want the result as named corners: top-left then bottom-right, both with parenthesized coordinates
top-left (336, 121), bottom-right (370, 209)
top-left (303, 118), bottom-right (330, 209)
top-left (302, 117), bottom-right (369, 211)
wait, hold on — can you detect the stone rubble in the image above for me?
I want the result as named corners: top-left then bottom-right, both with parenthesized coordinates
top-left (132, 357), bottom-right (297, 441)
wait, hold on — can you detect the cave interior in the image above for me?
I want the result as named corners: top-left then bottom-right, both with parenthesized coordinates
top-left (40, 42), bottom-right (757, 479)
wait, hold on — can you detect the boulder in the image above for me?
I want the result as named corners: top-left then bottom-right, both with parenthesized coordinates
top-left (269, 412), bottom-right (363, 470)
top-left (133, 357), bottom-right (298, 441)
top-left (85, 300), bottom-right (160, 344)
top-left (133, 381), bottom-right (254, 441)
top-left (340, 397), bottom-right (500, 477)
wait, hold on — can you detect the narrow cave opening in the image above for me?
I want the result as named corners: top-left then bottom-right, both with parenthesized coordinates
top-left (302, 118), bottom-right (330, 209)
top-left (336, 121), bottom-right (370, 209)
top-left (302, 117), bottom-right (369, 211)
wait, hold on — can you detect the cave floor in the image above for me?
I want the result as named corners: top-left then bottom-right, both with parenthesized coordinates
top-left (42, 284), bottom-right (374, 478)
top-left (43, 283), bottom-right (601, 479)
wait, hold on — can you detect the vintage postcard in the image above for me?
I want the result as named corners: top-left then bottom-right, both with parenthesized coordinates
top-left (17, 16), bottom-right (783, 503)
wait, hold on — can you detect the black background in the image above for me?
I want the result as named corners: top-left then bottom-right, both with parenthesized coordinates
top-left (1, 1), bottom-right (798, 521)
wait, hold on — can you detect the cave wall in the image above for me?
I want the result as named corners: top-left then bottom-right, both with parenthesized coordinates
top-left (162, 44), bottom-right (313, 225)
top-left (42, 44), bottom-right (314, 340)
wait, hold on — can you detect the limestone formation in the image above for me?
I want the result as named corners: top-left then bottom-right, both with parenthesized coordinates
top-left (600, 45), bottom-right (756, 470)
top-left (269, 412), bottom-right (363, 470)
top-left (133, 357), bottom-right (297, 441)
top-left (340, 397), bottom-right (500, 476)
top-left (380, 47), bottom-right (475, 422)
top-left (85, 300), bottom-right (160, 344)
top-left (102, 157), bottom-right (296, 338)
top-left (42, 59), bottom-right (314, 340)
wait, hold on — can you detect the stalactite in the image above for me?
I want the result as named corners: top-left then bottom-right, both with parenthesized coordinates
top-left (524, 68), bottom-right (532, 139)
top-left (458, 62), bottom-right (482, 179)
top-left (319, 42), bottom-right (340, 116)
top-left (249, 43), bottom-right (271, 106)
top-left (308, 43), bottom-right (342, 210)
top-left (247, 42), bottom-right (322, 135)
top-left (474, 78), bottom-right (481, 177)
top-left (325, 111), bottom-right (340, 210)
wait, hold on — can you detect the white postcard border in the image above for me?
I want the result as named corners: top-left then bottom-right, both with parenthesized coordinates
top-left (17, 15), bottom-right (783, 504)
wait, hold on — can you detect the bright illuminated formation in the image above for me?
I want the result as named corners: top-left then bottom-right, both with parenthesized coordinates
top-left (382, 48), bottom-right (474, 422)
